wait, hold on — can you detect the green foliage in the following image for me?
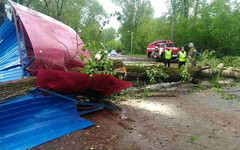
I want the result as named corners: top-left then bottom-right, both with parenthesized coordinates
top-left (198, 50), bottom-right (222, 77)
top-left (221, 93), bottom-right (235, 100)
top-left (136, 62), bottom-right (143, 69)
top-left (222, 56), bottom-right (240, 68)
top-left (113, 0), bottom-right (240, 56)
top-left (125, 53), bottom-right (146, 58)
top-left (15, 0), bottom-right (240, 57)
top-left (190, 136), bottom-right (201, 142)
top-left (107, 87), bottom-right (140, 101)
top-left (98, 27), bottom-right (122, 52)
top-left (14, 0), bottom-right (239, 57)
top-left (99, 27), bottom-right (116, 44)
top-left (26, 0), bottom-right (106, 46)
top-left (105, 39), bottom-right (122, 52)
top-left (146, 64), bottom-right (169, 84)
top-left (188, 83), bottom-right (205, 92)
top-left (198, 50), bottom-right (220, 68)
top-left (80, 50), bottom-right (116, 76)
top-left (208, 119), bottom-right (214, 123)
top-left (180, 61), bottom-right (192, 83)
top-left (112, 0), bottom-right (154, 53)
top-left (211, 87), bottom-right (223, 92)
top-left (141, 88), bottom-right (150, 98)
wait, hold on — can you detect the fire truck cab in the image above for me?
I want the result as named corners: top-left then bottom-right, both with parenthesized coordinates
top-left (146, 40), bottom-right (180, 61)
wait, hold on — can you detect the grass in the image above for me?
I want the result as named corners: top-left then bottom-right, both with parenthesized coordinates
top-left (221, 93), bottom-right (235, 100)
top-left (124, 53), bottom-right (147, 58)
top-left (188, 83), bottom-right (205, 92)
top-left (211, 87), bottom-right (223, 92)
top-left (190, 136), bottom-right (201, 142)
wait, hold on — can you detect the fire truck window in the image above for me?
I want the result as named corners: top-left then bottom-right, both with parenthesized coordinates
top-left (167, 44), bottom-right (175, 47)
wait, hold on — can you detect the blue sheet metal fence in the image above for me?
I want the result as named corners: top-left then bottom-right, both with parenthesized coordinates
top-left (0, 18), bottom-right (28, 82)
top-left (0, 93), bottom-right (94, 150)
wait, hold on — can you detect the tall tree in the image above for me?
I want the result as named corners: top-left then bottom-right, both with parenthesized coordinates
top-left (112, 0), bottom-right (153, 53)
top-left (99, 27), bottom-right (116, 44)
top-left (12, 0), bottom-right (23, 4)
top-left (170, 0), bottom-right (177, 41)
top-left (25, 0), bottom-right (106, 44)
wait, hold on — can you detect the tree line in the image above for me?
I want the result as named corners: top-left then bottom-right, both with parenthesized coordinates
top-left (114, 0), bottom-right (240, 56)
top-left (0, 0), bottom-right (239, 56)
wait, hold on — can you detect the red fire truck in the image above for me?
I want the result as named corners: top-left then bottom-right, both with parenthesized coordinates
top-left (146, 40), bottom-right (180, 61)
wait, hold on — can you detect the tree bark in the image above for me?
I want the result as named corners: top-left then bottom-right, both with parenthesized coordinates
top-left (122, 65), bottom-right (205, 83)
top-left (193, 0), bottom-right (199, 21)
top-left (170, 0), bottom-right (176, 41)
top-left (0, 77), bottom-right (36, 102)
top-left (112, 60), bottom-right (207, 83)
top-left (183, 0), bottom-right (188, 18)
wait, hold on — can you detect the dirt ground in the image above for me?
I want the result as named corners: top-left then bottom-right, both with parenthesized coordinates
top-left (33, 81), bottom-right (240, 150)
top-left (33, 55), bottom-right (240, 150)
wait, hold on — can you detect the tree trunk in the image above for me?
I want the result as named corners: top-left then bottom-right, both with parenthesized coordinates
top-left (122, 65), bottom-right (204, 83)
top-left (112, 60), bottom-right (207, 83)
top-left (0, 77), bottom-right (36, 102)
top-left (183, 0), bottom-right (188, 18)
top-left (193, 0), bottom-right (199, 21)
top-left (170, 0), bottom-right (176, 41)
top-left (171, 14), bottom-right (175, 41)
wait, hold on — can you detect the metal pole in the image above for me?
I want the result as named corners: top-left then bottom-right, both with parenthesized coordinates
top-left (130, 31), bottom-right (133, 54)
top-left (19, 19), bottom-right (33, 72)
top-left (13, 9), bottom-right (25, 78)
top-left (19, 19), bottom-right (27, 56)
top-left (34, 87), bottom-right (118, 109)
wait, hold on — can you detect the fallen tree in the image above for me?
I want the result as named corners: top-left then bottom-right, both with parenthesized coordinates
top-left (201, 63), bottom-right (240, 79)
top-left (113, 60), bottom-right (207, 83)
top-left (114, 61), bottom-right (240, 82)
top-left (0, 77), bottom-right (35, 101)
top-left (1, 61), bottom-right (239, 101)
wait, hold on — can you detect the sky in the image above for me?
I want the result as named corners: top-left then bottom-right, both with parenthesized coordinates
top-left (98, 0), bottom-right (169, 30)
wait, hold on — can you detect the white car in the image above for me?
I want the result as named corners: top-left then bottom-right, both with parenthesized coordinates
top-left (110, 50), bottom-right (117, 56)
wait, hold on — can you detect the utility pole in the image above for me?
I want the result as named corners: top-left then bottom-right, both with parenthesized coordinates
top-left (13, 9), bottom-right (25, 78)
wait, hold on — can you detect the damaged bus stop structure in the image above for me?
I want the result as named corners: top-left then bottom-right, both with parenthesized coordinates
top-left (0, 1), bottom-right (133, 149)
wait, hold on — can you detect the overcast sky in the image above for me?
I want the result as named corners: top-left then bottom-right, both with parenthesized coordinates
top-left (98, 0), bottom-right (169, 30)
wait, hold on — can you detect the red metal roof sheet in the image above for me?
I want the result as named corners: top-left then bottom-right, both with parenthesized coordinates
top-left (9, 0), bottom-right (91, 74)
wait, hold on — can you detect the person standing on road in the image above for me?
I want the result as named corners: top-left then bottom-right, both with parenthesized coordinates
top-left (178, 46), bottom-right (186, 68)
top-left (164, 48), bottom-right (172, 67)
top-left (188, 42), bottom-right (197, 67)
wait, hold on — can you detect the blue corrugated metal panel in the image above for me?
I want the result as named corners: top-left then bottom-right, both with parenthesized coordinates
top-left (0, 93), bottom-right (94, 150)
top-left (0, 18), bottom-right (29, 82)
top-left (79, 107), bottom-right (104, 116)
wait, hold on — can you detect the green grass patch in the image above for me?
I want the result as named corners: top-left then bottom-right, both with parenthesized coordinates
top-left (211, 87), bottom-right (223, 92)
top-left (221, 94), bottom-right (235, 100)
top-left (188, 83), bottom-right (205, 92)
top-left (124, 53), bottom-right (147, 58)
top-left (190, 136), bottom-right (201, 142)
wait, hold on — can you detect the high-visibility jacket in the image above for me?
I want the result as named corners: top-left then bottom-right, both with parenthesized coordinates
top-left (179, 51), bottom-right (186, 62)
top-left (165, 50), bottom-right (172, 60)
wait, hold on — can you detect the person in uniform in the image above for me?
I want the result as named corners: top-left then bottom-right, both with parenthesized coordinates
top-left (188, 42), bottom-right (197, 67)
top-left (178, 46), bottom-right (187, 68)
